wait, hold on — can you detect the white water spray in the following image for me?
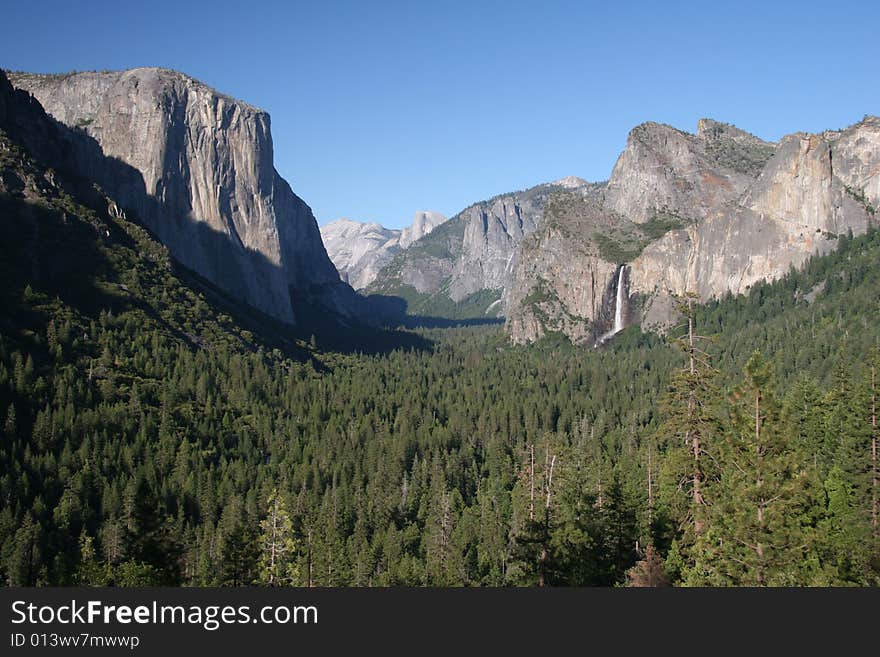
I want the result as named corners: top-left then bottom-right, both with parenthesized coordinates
top-left (596, 265), bottom-right (627, 346)
top-left (613, 265), bottom-right (626, 334)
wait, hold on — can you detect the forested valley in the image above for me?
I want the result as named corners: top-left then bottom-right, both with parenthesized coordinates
top-left (2, 131), bottom-right (879, 586)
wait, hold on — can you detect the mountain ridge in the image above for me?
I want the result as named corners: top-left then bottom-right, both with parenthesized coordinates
top-left (360, 114), bottom-right (877, 342)
top-left (507, 114), bottom-right (878, 343)
top-left (366, 176), bottom-right (601, 317)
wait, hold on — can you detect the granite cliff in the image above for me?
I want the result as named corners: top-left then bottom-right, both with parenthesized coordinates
top-left (365, 115), bottom-right (876, 342)
top-left (506, 117), bottom-right (879, 343)
top-left (14, 67), bottom-right (873, 340)
top-left (367, 177), bottom-right (595, 316)
top-left (8, 67), bottom-right (361, 326)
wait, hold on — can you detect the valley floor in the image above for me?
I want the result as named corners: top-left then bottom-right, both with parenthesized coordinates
top-left (2, 184), bottom-right (880, 584)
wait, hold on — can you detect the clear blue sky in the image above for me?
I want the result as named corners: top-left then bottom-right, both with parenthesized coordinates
top-left (3, 0), bottom-right (878, 229)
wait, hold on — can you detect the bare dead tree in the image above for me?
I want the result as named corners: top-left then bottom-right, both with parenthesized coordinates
top-left (538, 442), bottom-right (558, 587)
top-left (528, 443), bottom-right (535, 522)
top-left (666, 292), bottom-right (719, 538)
top-left (307, 527), bottom-right (313, 588)
top-left (872, 365), bottom-right (878, 536)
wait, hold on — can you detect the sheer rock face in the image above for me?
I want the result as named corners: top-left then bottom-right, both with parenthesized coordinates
top-left (505, 117), bottom-right (879, 344)
top-left (831, 116), bottom-right (880, 207)
top-left (449, 191), bottom-right (548, 301)
top-left (398, 210), bottom-right (447, 249)
top-left (743, 119), bottom-right (879, 235)
top-left (629, 207), bottom-right (837, 331)
top-left (604, 120), bottom-right (770, 224)
top-left (630, 117), bottom-right (878, 331)
top-left (449, 177), bottom-right (595, 302)
top-left (320, 211), bottom-right (447, 290)
top-left (369, 177), bottom-right (593, 304)
top-left (9, 67), bottom-right (359, 325)
top-left (503, 194), bottom-right (620, 345)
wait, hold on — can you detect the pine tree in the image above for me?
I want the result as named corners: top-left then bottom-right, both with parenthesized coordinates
top-left (689, 351), bottom-right (818, 585)
top-left (783, 375), bottom-right (825, 469)
top-left (258, 488), bottom-right (298, 586)
top-left (221, 521), bottom-right (259, 586)
top-left (76, 531), bottom-right (107, 586)
top-left (4, 402), bottom-right (16, 439)
top-left (507, 437), bottom-right (560, 585)
top-left (547, 430), bottom-right (604, 585)
top-left (625, 445), bottom-right (670, 586)
top-left (597, 473), bottom-right (639, 584)
top-left (423, 454), bottom-right (454, 585)
top-left (6, 515), bottom-right (41, 586)
top-left (656, 293), bottom-right (719, 572)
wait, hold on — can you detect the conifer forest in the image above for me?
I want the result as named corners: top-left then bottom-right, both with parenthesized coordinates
top-left (2, 162), bottom-right (879, 586)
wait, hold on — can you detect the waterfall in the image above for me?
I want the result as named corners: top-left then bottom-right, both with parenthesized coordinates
top-left (595, 265), bottom-right (627, 346)
top-left (613, 265), bottom-right (626, 334)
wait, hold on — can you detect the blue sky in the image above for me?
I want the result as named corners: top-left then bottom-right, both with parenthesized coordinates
top-left (3, 0), bottom-right (878, 229)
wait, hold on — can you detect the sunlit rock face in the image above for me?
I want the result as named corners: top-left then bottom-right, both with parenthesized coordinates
top-left (10, 67), bottom-right (362, 324)
top-left (505, 117), bottom-right (878, 344)
top-left (367, 177), bottom-right (596, 308)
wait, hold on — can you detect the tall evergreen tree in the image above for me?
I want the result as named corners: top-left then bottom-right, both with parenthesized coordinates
top-left (656, 293), bottom-right (720, 570)
top-left (688, 351), bottom-right (819, 585)
top-left (258, 488), bottom-right (298, 586)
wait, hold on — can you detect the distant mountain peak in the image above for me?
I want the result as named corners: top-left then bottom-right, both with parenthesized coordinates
top-left (696, 117), bottom-right (773, 147)
top-left (550, 176), bottom-right (589, 189)
top-left (321, 211), bottom-right (448, 290)
top-left (399, 210), bottom-right (448, 248)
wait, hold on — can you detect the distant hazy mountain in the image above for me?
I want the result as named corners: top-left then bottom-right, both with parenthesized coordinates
top-left (321, 211), bottom-right (447, 290)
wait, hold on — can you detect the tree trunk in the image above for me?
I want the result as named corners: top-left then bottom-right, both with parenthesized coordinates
top-left (269, 499), bottom-right (278, 585)
top-left (647, 447), bottom-right (654, 533)
top-left (872, 366), bottom-right (878, 536)
top-left (528, 443), bottom-right (535, 522)
top-left (307, 528), bottom-right (313, 588)
top-left (688, 298), bottom-right (704, 533)
top-left (755, 387), bottom-right (765, 586)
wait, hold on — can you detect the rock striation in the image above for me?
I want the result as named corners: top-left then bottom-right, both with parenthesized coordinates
top-left (368, 177), bottom-right (596, 311)
top-left (8, 67), bottom-right (361, 325)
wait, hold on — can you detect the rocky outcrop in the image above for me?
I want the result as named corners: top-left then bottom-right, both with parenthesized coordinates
top-left (504, 189), bottom-right (625, 343)
top-left (0, 70), bottom-right (71, 167)
top-left (506, 117), bottom-right (878, 344)
top-left (629, 207), bottom-right (838, 331)
top-left (399, 210), bottom-right (447, 249)
top-left (604, 120), bottom-right (772, 224)
top-left (743, 122), bottom-right (877, 236)
top-left (449, 187), bottom-right (554, 301)
top-left (629, 117), bottom-right (878, 331)
top-left (368, 177), bottom-right (594, 307)
top-left (830, 116), bottom-right (880, 209)
top-left (320, 211), bottom-right (447, 290)
top-left (8, 67), bottom-right (360, 325)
